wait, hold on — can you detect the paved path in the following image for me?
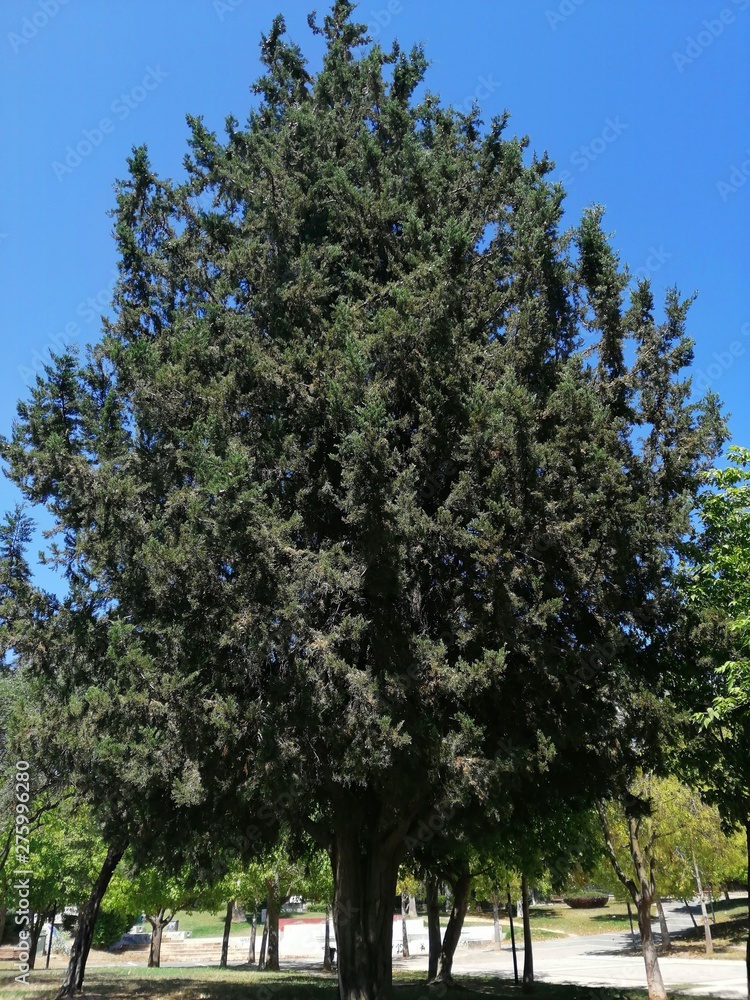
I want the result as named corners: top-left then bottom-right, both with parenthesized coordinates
top-left (395, 901), bottom-right (748, 999)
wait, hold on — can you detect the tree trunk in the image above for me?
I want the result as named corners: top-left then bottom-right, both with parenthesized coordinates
top-left (433, 867), bottom-right (471, 984)
top-left (46, 905), bottom-right (57, 969)
top-left (323, 902), bottom-right (332, 971)
top-left (55, 843), bottom-right (125, 998)
top-left (655, 896), bottom-right (671, 953)
top-left (626, 900), bottom-right (638, 949)
top-left (232, 900), bottom-right (246, 922)
top-left (425, 877), bottom-right (441, 982)
top-left (508, 888), bottom-right (519, 985)
top-left (598, 804), bottom-right (666, 1000)
top-left (248, 904), bottom-right (257, 964)
top-left (492, 895), bottom-right (502, 948)
top-left (147, 909), bottom-right (169, 968)
top-left (220, 900), bottom-right (233, 968)
top-left (521, 873), bottom-right (534, 993)
top-left (258, 919), bottom-right (268, 970)
top-left (683, 899), bottom-right (698, 930)
top-left (28, 910), bottom-right (47, 970)
top-left (264, 879), bottom-right (282, 972)
top-left (0, 871), bottom-right (7, 945)
top-left (636, 894), bottom-right (666, 1000)
top-left (401, 891), bottom-right (410, 958)
top-left (692, 849), bottom-right (713, 956)
top-left (408, 894), bottom-right (417, 917)
top-left (330, 824), bottom-right (401, 1000)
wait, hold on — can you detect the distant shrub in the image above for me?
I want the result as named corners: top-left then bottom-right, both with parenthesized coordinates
top-left (563, 895), bottom-right (608, 909)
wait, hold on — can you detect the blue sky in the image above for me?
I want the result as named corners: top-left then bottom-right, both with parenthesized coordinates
top-left (1, 0), bottom-right (748, 591)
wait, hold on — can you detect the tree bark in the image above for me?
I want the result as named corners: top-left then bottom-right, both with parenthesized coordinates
top-left (248, 904), bottom-right (257, 964)
top-left (683, 899), bottom-right (698, 930)
top-left (692, 849), bottom-right (713, 956)
top-left (55, 843), bottom-right (125, 998)
top-left (147, 908), bottom-right (172, 968)
top-left (232, 900), bottom-right (246, 923)
top-left (46, 905), bottom-right (57, 969)
top-left (432, 867), bottom-right (471, 984)
top-left (521, 873), bottom-right (534, 993)
top-left (425, 877), bottom-right (441, 982)
top-left (401, 891), bottom-right (410, 958)
top-left (598, 804), bottom-right (666, 1000)
top-left (220, 900), bottom-right (233, 968)
top-left (0, 870), bottom-right (7, 945)
top-left (258, 919), bottom-right (268, 970)
top-left (492, 895), bottom-right (502, 949)
top-left (626, 900), bottom-right (638, 949)
top-left (330, 824), bottom-right (401, 1000)
top-left (408, 894), bottom-right (417, 917)
top-left (655, 896), bottom-right (671, 953)
top-left (28, 910), bottom-right (47, 970)
top-left (264, 879), bottom-right (283, 972)
top-left (323, 902), bottom-right (332, 971)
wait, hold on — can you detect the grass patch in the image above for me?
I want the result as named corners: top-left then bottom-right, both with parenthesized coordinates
top-left (0, 963), bottom-right (708, 1000)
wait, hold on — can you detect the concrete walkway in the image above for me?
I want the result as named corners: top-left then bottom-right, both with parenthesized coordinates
top-left (395, 900), bottom-right (748, 999)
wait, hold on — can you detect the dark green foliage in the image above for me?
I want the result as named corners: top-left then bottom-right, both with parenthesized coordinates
top-left (91, 908), bottom-right (137, 949)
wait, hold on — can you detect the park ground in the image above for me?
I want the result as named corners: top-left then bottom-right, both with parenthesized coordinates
top-left (1, 898), bottom-right (746, 999)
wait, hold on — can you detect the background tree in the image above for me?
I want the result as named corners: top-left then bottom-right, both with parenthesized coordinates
top-left (683, 445), bottom-right (750, 993)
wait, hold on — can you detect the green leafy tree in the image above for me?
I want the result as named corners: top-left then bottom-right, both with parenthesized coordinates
top-left (682, 448), bottom-right (750, 991)
top-left (0, 5), bottom-right (724, 998)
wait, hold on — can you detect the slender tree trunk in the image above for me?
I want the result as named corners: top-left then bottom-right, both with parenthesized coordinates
top-left (508, 888), bottom-right (519, 985)
top-left (433, 868), bottom-right (471, 984)
top-left (232, 900), bottom-right (246, 922)
top-left (46, 905), bottom-right (57, 969)
top-left (0, 871), bottom-right (7, 946)
top-left (147, 909), bottom-right (170, 968)
top-left (264, 881), bottom-right (284, 973)
top-left (323, 902), bottom-right (332, 971)
top-left (401, 891), bottom-right (410, 958)
top-left (521, 873), bottom-right (534, 993)
top-left (692, 849), bottom-right (713, 956)
top-left (636, 894), bottom-right (666, 1000)
top-left (598, 805), bottom-right (666, 1000)
top-left (655, 896), bottom-right (671, 953)
top-left (724, 887), bottom-right (731, 902)
top-left (683, 899), bottom-right (698, 930)
top-left (248, 904), bottom-right (257, 964)
top-left (330, 824), bottom-right (401, 1000)
top-left (408, 894), bottom-right (417, 917)
top-left (28, 910), bottom-right (47, 970)
top-left (220, 900), bottom-right (233, 968)
top-left (626, 900), bottom-right (637, 949)
top-left (55, 843), bottom-right (125, 998)
top-left (258, 920), bottom-right (268, 970)
top-left (492, 894), bottom-right (502, 948)
top-left (425, 877), bottom-right (441, 982)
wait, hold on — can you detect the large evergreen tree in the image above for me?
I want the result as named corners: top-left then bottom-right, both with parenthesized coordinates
top-left (1, 5), bottom-right (724, 997)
